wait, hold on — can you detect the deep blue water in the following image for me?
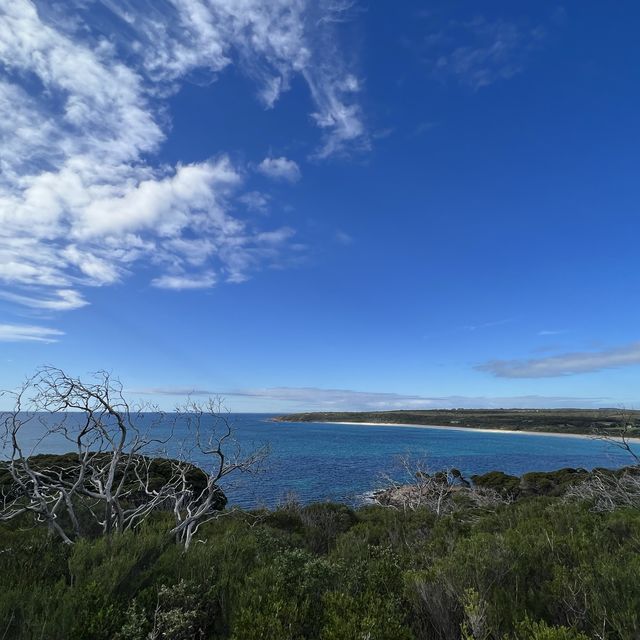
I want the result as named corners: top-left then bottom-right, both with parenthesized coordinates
top-left (3, 413), bottom-right (639, 508)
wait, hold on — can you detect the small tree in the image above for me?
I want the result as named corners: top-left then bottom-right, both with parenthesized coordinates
top-left (0, 367), bottom-right (266, 548)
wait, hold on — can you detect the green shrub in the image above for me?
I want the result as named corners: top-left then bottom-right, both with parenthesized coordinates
top-left (321, 591), bottom-right (413, 640)
top-left (472, 471), bottom-right (521, 497)
top-left (1, 479), bottom-right (639, 639)
top-left (511, 617), bottom-right (590, 639)
top-left (300, 502), bottom-right (357, 554)
top-left (231, 549), bottom-right (337, 639)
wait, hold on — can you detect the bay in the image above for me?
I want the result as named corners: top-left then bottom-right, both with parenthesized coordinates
top-left (4, 412), bottom-right (639, 508)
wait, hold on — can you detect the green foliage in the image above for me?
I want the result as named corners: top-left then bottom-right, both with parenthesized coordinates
top-left (300, 502), bottom-right (358, 553)
top-left (1, 487), bottom-right (639, 639)
top-left (471, 470), bottom-right (521, 496)
top-left (321, 590), bottom-right (413, 640)
top-left (471, 468), bottom-right (599, 498)
top-left (511, 618), bottom-right (590, 639)
top-left (231, 548), bottom-right (336, 639)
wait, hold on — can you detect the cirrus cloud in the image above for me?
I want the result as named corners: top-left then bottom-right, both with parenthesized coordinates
top-left (421, 15), bottom-right (547, 91)
top-left (0, 323), bottom-right (64, 343)
top-left (0, 289), bottom-right (88, 311)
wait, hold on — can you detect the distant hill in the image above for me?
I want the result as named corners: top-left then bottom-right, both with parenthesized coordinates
top-left (273, 408), bottom-right (640, 436)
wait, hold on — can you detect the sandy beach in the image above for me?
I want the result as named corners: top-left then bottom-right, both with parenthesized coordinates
top-left (317, 421), bottom-right (640, 443)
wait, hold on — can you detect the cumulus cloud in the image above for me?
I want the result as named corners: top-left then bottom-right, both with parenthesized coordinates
top-left (0, 323), bottom-right (64, 343)
top-left (257, 157), bottom-right (301, 182)
top-left (477, 342), bottom-right (640, 378)
top-left (0, 0), bottom-right (366, 324)
top-left (134, 385), bottom-right (606, 411)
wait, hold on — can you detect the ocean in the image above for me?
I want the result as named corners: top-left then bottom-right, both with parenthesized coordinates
top-left (4, 412), bottom-right (638, 508)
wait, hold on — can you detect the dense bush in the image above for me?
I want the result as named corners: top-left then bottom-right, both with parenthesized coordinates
top-left (1, 486), bottom-right (639, 638)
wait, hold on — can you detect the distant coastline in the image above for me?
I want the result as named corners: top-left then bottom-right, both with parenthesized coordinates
top-left (308, 420), bottom-right (640, 444)
top-left (310, 421), bottom-right (621, 440)
top-left (272, 409), bottom-right (640, 439)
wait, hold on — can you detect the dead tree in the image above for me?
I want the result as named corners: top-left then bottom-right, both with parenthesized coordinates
top-left (591, 408), bottom-right (640, 467)
top-left (563, 470), bottom-right (640, 512)
top-left (0, 367), bottom-right (266, 548)
top-left (376, 456), bottom-right (507, 516)
top-left (166, 399), bottom-right (267, 549)
top-left (1, 403), bottom-right (77, 544)
top-left (563, 409), bottom-right (640, 512)
top-left (376, 457), bottom-right (454, 513)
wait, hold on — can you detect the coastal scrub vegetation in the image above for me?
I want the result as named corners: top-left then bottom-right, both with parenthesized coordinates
top-left (1, 480), bottom-right (640, 638)
top-left (1, 370), bottom-right (640, 639)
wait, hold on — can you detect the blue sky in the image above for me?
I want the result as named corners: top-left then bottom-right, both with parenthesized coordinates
top-left (1, 0), bottom-right (639, 411)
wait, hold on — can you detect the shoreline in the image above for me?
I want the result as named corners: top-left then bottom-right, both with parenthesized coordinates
top-left (304, 420), bottom-right (640, 443)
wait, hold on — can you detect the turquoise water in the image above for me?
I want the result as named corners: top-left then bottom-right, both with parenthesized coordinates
top-left (4, 413), bottom-right (638, 508)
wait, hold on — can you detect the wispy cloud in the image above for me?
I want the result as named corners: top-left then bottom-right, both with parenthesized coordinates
top-left (306, 71), bottom-right (367, 158)
top-left (151, 272), bottom-right (218, 290)
top-left (335, 230), bottom-right (353, 245)
top-left (257, 157), bottom-right (301, 182)
top-left (0, 0), bottom-right (366, 322)
top-left (410, 121), bottom-right (439, 137)
top-left (423, 16), bottom-right (545, 90)
top-left (477, 341), bottom-right (640, 378)
top-left (134, 385), bottom-right (606, 410)
top-left (0, 289), bottom-right (88, 311)
top-left (461, 318), bottom-right (513, 332)
top-left (239, 191), bottom-right (270, 213)
top-left (0, 323), bottom-right (63, 343)
top-left (422, 318), bottom-right (514, 341)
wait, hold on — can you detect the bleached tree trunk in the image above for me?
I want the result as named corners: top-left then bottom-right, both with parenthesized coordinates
top-left (0, 368), bottom-right (266, 547)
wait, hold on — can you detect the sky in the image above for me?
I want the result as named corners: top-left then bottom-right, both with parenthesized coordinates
top-left (1, 0), bottom-right (639, 412)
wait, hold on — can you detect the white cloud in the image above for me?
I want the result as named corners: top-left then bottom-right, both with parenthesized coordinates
top-left (477, 341), bottom-right (640, 378)
top-left (257, 157), bottom-right (301, 182)
top-left (0, 0), bottom-right (366, 319)
top-left (306, 70), bottom-right (367, 158)
top-left (239, 191), bottom-right (270, 213)
top-left (151, 272), bottom-right (218, 290)
top-left (74, 160), bottom-right (241, 239)
top-left (61, 246), bottom-right (121, 285)
top-left (0, 289), bottom-right (88, 311)
top-left (135, 385), bottom-right (607, 411)
top-left (84, 0), bottom-right (367, 153)
top-left (0, 323), bottom-right (64, 343)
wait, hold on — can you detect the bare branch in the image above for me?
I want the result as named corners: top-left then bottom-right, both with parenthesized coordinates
top-left (0, 368), bottom-right (266, 548)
